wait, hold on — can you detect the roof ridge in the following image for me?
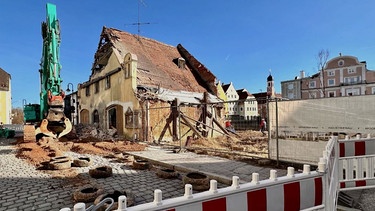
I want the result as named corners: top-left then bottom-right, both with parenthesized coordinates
top-left (105, 26), bottom-right (176, 49)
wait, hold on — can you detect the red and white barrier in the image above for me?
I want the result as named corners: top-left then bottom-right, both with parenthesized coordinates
top-left (61, 166), bottom-right (325, 211)
top-left (339, 135), bottom-right (375, 157)
top-left (338, 136), bottom-right (375, 191)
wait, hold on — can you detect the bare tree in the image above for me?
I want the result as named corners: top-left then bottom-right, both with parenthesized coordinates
top-left (316, 49), bottom-right (329, 97)
top-left (11, 108), bottom-right (24, 124)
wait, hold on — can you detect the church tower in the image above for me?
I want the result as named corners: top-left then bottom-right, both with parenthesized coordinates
top-left (267, 73), bottom-right (275, 98)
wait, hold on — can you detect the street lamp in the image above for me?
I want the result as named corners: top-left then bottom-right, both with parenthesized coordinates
top-left (66, 83), bottom-right (74, 93)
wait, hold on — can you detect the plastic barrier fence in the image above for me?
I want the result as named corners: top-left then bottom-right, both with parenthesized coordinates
top-left (338, 135), bottom-right (375, 191)
top-left (61, 166), bottom-right (325, 211)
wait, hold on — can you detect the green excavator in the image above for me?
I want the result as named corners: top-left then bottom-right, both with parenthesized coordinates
top-left (23, 3), bottom-right (72, 141)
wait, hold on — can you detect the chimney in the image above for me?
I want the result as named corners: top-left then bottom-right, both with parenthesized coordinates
top-left (300, 70), bottom-right (305, 79)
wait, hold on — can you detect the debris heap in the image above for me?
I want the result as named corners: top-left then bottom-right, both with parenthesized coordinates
top-left (70, 124), bottom-right (118, 142)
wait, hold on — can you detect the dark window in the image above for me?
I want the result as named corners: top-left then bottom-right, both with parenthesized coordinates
top-left (95, 82), bottom-right (99, 93)
top-left (85, 86), bottom-right (90, 96)
top-left (108, 107), bottom-right (116, 129)
top-left (105, 76), bottom-right (111, 89)
top-left (93, 110), bottom-right (99, 124)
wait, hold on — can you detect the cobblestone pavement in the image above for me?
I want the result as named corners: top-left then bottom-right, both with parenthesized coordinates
top-left (0, 138), bottom-right (250, 211)
top-left (1, 138), bottom-right (229, 210)
top-left (1, 137), bottom-right (373, 210)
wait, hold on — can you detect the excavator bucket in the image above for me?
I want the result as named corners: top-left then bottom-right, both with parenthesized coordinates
top-left (34, 118), bottom-right (72, 140)
top-left (36, 119), bottom-right (57, 138)
top-left (57, 118), bottom-right (72, 139)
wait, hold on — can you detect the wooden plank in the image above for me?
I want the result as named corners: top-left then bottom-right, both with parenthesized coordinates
top-left (180, 115), bottom-right (203, 138)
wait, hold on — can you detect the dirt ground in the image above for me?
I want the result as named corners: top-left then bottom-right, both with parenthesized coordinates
top-left (13, 127), bottom-right (269, 178)
top-left (184, 130), bottom-right (268, 152)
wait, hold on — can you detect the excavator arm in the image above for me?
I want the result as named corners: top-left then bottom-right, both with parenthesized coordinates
top-left (24, 3), bottom-right (71, 140)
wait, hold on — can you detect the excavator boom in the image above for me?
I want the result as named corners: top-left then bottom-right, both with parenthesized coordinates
top-left (23, 3), bottom-right (71, 141)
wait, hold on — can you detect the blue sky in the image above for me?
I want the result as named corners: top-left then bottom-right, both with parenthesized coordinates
top-left (1, 0), bottom-right (375, 108)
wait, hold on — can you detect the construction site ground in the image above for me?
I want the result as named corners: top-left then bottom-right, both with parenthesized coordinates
top-left (0, 127), bottom-right (374, 210)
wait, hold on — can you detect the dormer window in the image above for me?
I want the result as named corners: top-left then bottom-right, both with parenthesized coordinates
top-left (338, 60), bottom-right (344, 67)
top-left (173, 57), bottom-right (186, 69)
top-left (178, 57), bottom-right (185, 69)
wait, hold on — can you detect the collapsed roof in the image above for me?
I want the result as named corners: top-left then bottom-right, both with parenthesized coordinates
top-left (90, 27), bottom-right (218, 99)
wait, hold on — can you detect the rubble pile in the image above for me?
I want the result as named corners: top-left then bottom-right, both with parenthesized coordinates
top-left (71, 124), bottom-right (119, 142)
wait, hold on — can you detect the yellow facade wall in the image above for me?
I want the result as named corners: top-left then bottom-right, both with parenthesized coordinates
top-left (78, 51), bottom-right (140, 137)
top-left (0, 82), bottom-right (11, 124)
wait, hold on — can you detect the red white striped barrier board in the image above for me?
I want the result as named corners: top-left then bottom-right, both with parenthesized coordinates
top-left (339, 139), bottom-right (375, 157)
top-left (340, 179), bottom-right (375, 189)
top-left (166, 177), bottom-right (323, 211)
top-left (338, 138), bottom-right (375, 190)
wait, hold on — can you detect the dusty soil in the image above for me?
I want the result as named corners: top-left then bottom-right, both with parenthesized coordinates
top-left (13, 128), bottom-right (269, 178)
top-left (186, 130), bottom-right (268, 152)
top-left (14, 135), bottom-right (146, 178)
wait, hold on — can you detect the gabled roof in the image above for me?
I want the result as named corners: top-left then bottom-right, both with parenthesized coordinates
top-left (0, 67), bottom-right (10, 91)
top-left (221, 83), bottom-right (230, 92)
top-left (236, 89), bottom-right (253, 100)
top-left (92, 27), bottom-right (217, 94)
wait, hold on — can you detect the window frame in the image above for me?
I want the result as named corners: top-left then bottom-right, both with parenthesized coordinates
top-left (93, 110), bottom-right (99, 124)
top-left (105, 76), bottom-right (111, 89)
top-left (328, 79), bottom-right (335, 86)
top-left (328, 70), bottom-right (335, 76)
top-left (348, 68), bottom-right (356, 74)
top-left (95, 81), bottom-right (99, 93)
top-left (85, 86), bottom-right (90, 96)
top-left (309, 81), bottom-right (316, 88)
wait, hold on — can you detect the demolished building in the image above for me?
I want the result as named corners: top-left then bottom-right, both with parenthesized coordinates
top-left (77, 27), bottom-right (227, 142)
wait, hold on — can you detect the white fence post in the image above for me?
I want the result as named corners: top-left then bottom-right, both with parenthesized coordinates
top-left (209, 180), bottom-right (218, 193)
top-left (73, 203), bottom-right (85, 211)
top-left (287, 167), bottom-right (295, 177)
top-left (184, 184), bottom-right (193, 199)
top-left (153, 189), bottom-right (162, 206)
top-left (117, 195), bottom-right (127, 211)
top-left (251, 173), bottom-right (259, 184)
top-left (303, 164), bottom-right (310, 174)
top-left (232, 176), bottom-right (240, 189)
top-left (269, 169), bottom-right (278, 181)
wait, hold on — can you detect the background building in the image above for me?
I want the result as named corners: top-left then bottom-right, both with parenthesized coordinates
top-left (236, 89), bottom-right (258, 120)
top-left (281, 55), bottom-right (375, 99)
top-left (0, 68), bottom-right (12, 124)
top-left (222, 82), bottom-right (239, 117)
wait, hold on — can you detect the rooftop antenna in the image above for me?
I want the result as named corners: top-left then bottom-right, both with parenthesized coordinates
top-left (125, 0), bottom-right (154, 40)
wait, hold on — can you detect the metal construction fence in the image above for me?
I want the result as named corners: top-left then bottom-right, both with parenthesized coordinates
top-left (268, 95), bottom-right (375, 138)
top-left (3, 124), bottom-right (24, 132)
top-left (267, 95), bottom-right (375, 164)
